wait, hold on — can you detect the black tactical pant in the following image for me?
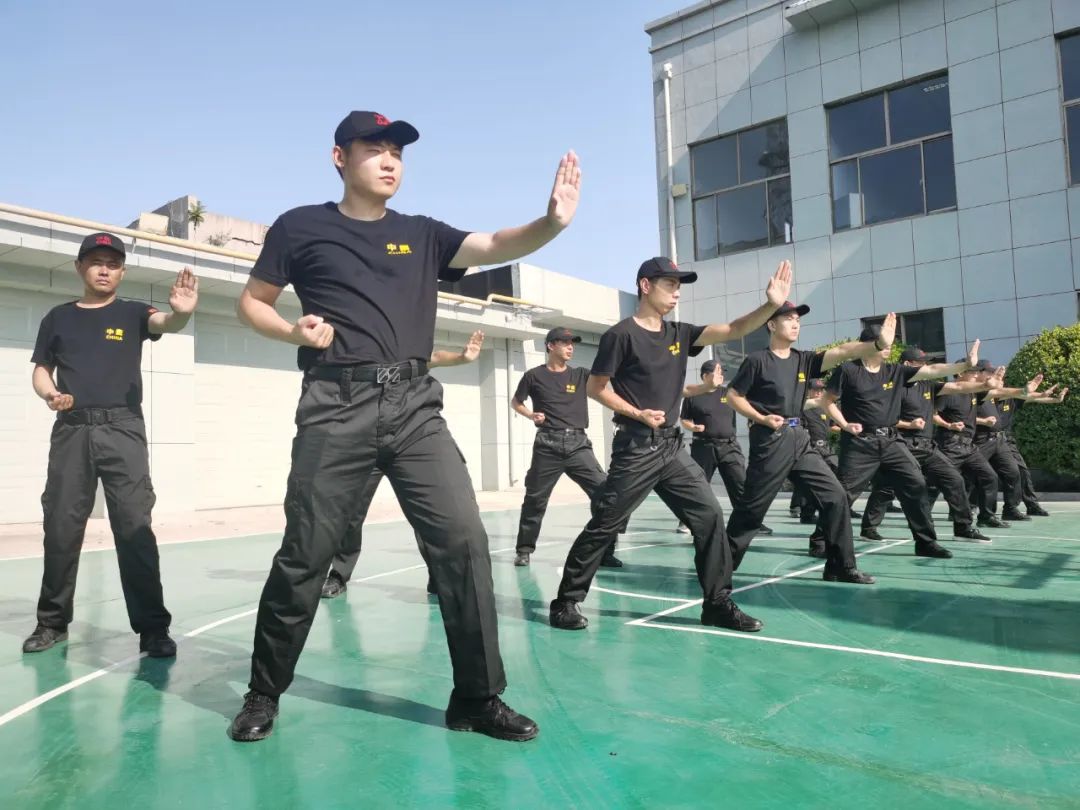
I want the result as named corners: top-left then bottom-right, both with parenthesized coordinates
top-left (249, 368), bottom-right (504, 700)
top-left (37, 409), bottom-right (171, 634)
top-left (727, 424), bottom-right (856, 574)
top-left (835, 430), bottom-right (939, 546)
top-left (970, 436), bottom-right (1023, 516)
top-left (862, 436), bottom-right (974, 532)
top-left (516, 429), bottom-right (609, 554)
top-left (789, 441), bottom-right (837, 519)
top-left (933, 434), bottom-right (999, 518)
top-left (688, 437), bottom-right (746, 503)
top-left (557, 427), bottom-right (732, 603)
top-left (1005, 434), bottom-right (1041, 509)
top-left (328, 470), bottom-right (426, 582)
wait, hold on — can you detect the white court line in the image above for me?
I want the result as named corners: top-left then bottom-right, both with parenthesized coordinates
top-left (633, 622), bottom-right (1080, 682)
top-left (626, 540), bottom-right (910, 626)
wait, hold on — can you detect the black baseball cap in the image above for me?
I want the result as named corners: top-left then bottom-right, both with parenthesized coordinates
top-left (973, 359), bottom-right (994, 372)
top-left (770, 300), bottom-right (810, 319)
top-left (636, 257), bottom-right (697, 285)
top-left (545, 327), bottom-right (581, 345)
top-left (859, 324), bottom-right (882, 343)
top-left (808, 378), bottom-right (826, 390)
top-left (334, 111), bottom-right (419, 148)
top-left (700, 359), bottom-right (720, 376)
top-left (78, 232), bottom-right (125, 261)
top-left (900, 346), bottom-right (927, 361)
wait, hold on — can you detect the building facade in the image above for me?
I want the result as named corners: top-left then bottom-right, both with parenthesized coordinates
top-left (647, 0), bottom-right (1080, 369)
top-left (0, 204), bottom-right (633, 524)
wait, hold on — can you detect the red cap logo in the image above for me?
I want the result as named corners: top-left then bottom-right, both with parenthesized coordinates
top-left (374, 113), bottom-right (390, 126)
top-left (96, 235), bottom-right (112, 246)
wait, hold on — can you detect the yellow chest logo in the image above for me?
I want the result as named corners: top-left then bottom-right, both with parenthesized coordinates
top-left (565, 384), bottom-right (576, 393)
top-left (820, 413), bottom-right (827, 421)
top-left (668, 341), bottom-right (681, 356)
top-left (720, 396), bottom-right (727, 403)
top-left (971, 397), bottom-right (977, 405)
top-left (882, 381), bottom-right (894, 390)
top-left (797, 372), bottom-right (806, 382)
top-left (386, 243), bottom-right (412, 256)
top-left (105, 327), bottom-right (125, 342)
top-left (1003, 404), bottom-right (1010, 412)
top-left (923, 391), bottom-right (932, 400)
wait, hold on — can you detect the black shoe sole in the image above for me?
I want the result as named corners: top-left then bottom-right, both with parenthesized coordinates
top-left (22, 631), bottom-right (68, 653)
top-left (320, 588), bottom-right (346, 599)
top-left (915, 546), bottom-right (953, 559)
top-left (446, 719), bottom-right (539, 741)
top-left (549, 619), bottom-right (588, 631)
top-left (701, 617), bottom-right (763, 632)
top-left (859, 534), bottom-right (884, 542)
top-left (227, 723), bottom-right (275, 742)
top-left (822, 573), bottom-right (876, 584)
top-left (599, 560), bottom-right (623, 568)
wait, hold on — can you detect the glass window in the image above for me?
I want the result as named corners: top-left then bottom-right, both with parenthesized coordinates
top-left (692, 135), bottom-right (737, 196)
top-left (924, 136), bottom-right (957, 212)
top-left (828, 95), bottom-right (886, 160)
top-left (902, 311), bottom-right (946, 356)
top-left (1067, 106), bottom-right (1080, 186)
top-left (888, 76), bottom-right (951, 144)
top-left (860, 145), bottom-right (924, 225)
top-left (694, 197), bottom-right (719, 261)
top-left (767, 177), bottom-right (793, 245)
top-left (831, 160), bottom-right (862, 230)
top-left (740, 121), bottom-right (790, 183)
top-left (690, 119), bottom-right (791, 258)
top-left (716, 184), bottom-right (769, 254)
top-left (828, 73), bottom-right (955, 230)
top-left (1062, 33), bottom-right (1080, 102)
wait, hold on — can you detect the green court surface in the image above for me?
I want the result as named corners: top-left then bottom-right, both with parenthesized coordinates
top-left (1, 496), bottom-right (1078, 809)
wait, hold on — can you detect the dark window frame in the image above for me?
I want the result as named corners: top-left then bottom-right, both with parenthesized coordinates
top-left (690, 118), bottom-right (792, 260)
top-left (1059, 31), bottom-right (1080, 187)
top-left (827, 73), bottom-right (955, 232)
top-left (861, 309), bottom-right (947, 360)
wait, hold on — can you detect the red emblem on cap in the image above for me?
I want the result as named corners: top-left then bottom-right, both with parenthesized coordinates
top-left (374, 114), bottom-right (390, 126)
top-left (96, 235), bottom-right (112, 246)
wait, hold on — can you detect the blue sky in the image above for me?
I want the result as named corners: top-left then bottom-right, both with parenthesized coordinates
top-left (0, 0), bottom-right (675, 290)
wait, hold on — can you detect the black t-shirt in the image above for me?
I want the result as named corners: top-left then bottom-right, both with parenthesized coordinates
top-left (252, 203), bottom-right (469, 370)
top-left (592, 318), bottom-right (705, 428)
top-left (513, 365), bottom-right (590, 430)
top-left (826, 361), bottom-right (920, 429)
top-left (728, 348), bottom-right (826, 420)
top-left (975, 396), bottom-right (1009, 438)
top-left (680, 387), bottom-right (736, 439)
top-left (899, 380), bottom-right (944, 438)
top-left (936, 390), bottom-right (981, 440)
top-left (998, 398), bottom-right (1021, 433)
top-left (803, 403), bottom-right (832, 444)
top-left (31, 299), bottom-right (161, 409)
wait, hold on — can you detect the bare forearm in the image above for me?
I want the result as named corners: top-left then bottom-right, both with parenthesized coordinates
top-left (510, 399), bottom-right (534, 419)
top-left (159, 311), bottom-right (192, 334)
top-left (933, 414), bottom-right (950, 428)
top-left (680, 419), bottom-right (697, 431)
top-left (430, 350), bottom-right (466, 368)
top-left (825, 401), bottom-right (849, 428)
top-left (940, 380), bottom-right (988, 395)
top-left (238, 295), bottom-right (299, 344)
top-left (726, 392), bottom-right (768, 426)
top-left (589, 386), bottom-right (643, 423)
top-left (682, 382), bottom-right (714, 398)
top-left (915, 361), bottom-right (968, 381)
top-left (987, 387), bottom-right (1029, 400)
top-left (725, 301), bottom-right (777, 342)
top-left (822, 339), bottom-right (879, 371)
top-left (32, 366), bottom-right (58, 400)
top-left (464, 218), bottom-right (563, 266)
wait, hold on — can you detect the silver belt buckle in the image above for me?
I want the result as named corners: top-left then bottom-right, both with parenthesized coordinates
top-left (786, 418), bottom-right (800, 428)
top-left (376, 365), bottom-right (401, 384)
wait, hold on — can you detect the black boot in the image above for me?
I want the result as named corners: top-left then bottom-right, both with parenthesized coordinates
top-left (759, 524), bottom-right (775, 536)
top-left (808, 533), bottom-right (826, 559)
top-left (953, 524), bottom-right (992, 543)
top-left (599, 553), bottom-right (624, 569)
top-left (1026, 503), bottom-right (1050, 517)
top-left (321, 571), bottom-right (347, 599)
top-left (139, 629), bottom-right (177, 658)
top-left (22, 624), bottom-right (67, 653)
top-left (701, 600), bottom-right (763, 632)
top-left (549, 599), bottom-right (588, 630)
top-left (445, 692), bottom-right (539, 742)
top-left (514, 551), bottom-right (530, 567)
top-left (915, 540), bottom-right (953, 558)
top-left (1001, 508), bottom-right (1031, 522)
top-left (860, 527), bottom-right (884, 542)
top-left (228, 691), bottom-right (280, 742)
top-left (977, 514), bottom-right (1011, 529)
top-left (823, 567), bottom-right (876, 584)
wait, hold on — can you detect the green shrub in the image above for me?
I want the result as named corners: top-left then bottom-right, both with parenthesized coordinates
top-left (1004, 324), bottom-right (1080, 478)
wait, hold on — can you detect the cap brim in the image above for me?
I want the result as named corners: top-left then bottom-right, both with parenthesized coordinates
top-left (377, 120), bottom-right (419, 146)
top-left (771, 304), bottom-right (810, 319)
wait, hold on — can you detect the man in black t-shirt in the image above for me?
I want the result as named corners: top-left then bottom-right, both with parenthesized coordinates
top-left (971, 369), bottom-right (1025, 523)
top-left (820, 327), bottom-right (984, 562)
top-left (860, 347), bottom-right (993, 543)
top-left (550, 257), bottom-right (795, 634)
top-left (510, 327), bottom-right (623, 568)
top-left (995, 387), bottom-right (1068, 517)
top-left (320, 331), bottom-right (485, 600)
top-left (934, 363), bottom-right (1043, 530)
top-left (725, 307), bottom-right (898, 585)
top-left (788, 379), bottom-right (838, 523)
top-left (229, 111), bottom-right (581, 744)
top-left (678, 360), bottom-right (773, 535)
top-left (23, 231), bottom-right (198, 658)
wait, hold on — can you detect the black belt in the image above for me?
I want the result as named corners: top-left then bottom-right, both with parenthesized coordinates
top-left (619, 423), bottom-right (681, 439)
top-left (975, 433), bottom-right (1001, 444)
top-left (693, 436), bottom-right (738, 445)
top-left (538, 427), bottom-right (586, 434)
top-left (861, 426), bottom-right (897, 438)
top-left (752, 417), bottom-right (801, 429)
top-left (58, 406), bottom-right (141, 426)
top-left (306, 359), bottom-right (428, 384)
